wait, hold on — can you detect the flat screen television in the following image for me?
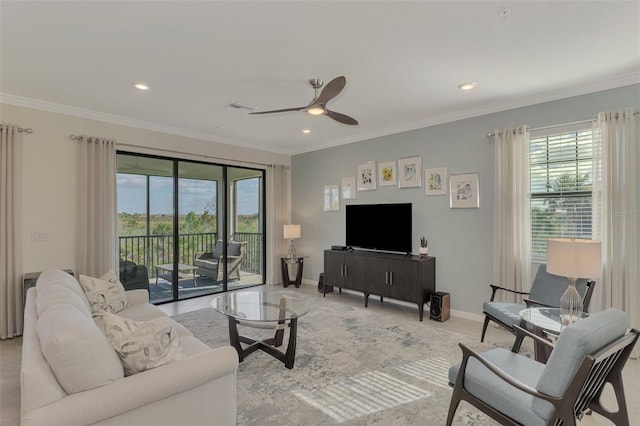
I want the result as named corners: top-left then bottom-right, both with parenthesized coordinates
top-left (345, 203), bottom-right (412, 253)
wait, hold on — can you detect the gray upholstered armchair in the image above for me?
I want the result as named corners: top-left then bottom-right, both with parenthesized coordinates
top-left (448, 309), bottom-right (638, 426)
top-left (481, 264), bottom-right (595, 342)
top-left (194, 240), bottom-right (247, 282)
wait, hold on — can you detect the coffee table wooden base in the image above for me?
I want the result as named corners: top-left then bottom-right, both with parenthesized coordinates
top-left (227, 316), bottom-right (299, 369)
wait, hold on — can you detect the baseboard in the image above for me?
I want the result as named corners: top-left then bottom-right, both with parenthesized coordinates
top-left (450, 309), bottom-right (484, 322)
top-left (301, 279), bottom-right (484, 322)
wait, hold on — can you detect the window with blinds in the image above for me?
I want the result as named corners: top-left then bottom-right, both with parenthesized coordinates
top-left (530, 128), bottom-right (593, 259)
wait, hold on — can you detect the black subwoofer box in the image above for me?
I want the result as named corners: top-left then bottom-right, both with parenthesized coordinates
top-left (317, 272), bottom-right (333, 295)
top-left (430, 292), bottom-right (450, 322)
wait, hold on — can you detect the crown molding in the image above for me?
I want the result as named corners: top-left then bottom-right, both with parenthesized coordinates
top-left (292, 72), bottom-right (640, 155)
top-left (3, 71), bottom-right (638, 157)
top-left (0, 93), bottom-right (292, 155)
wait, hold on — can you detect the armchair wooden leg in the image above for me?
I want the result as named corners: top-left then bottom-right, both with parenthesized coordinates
top-left (480, 315), bottom-right (490, 342)
top-left (589, 372), bottom-right (629, 426)
top-left (446, 391), bottom-right (461, 426)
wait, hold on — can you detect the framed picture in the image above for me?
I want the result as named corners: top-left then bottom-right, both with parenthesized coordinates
top-left (425, 167), bottom-right (447, 195)
top-left (398, 156), bottom-right (422, 188)
top-left (357, 161), bottom-right (377, 191)
top-left (341, 177), bottom-right (356, 200)
top-left (450, 173), bottom-right (479, 208)
top-left (323, 185), bottom-right (339, 211)
top-left (378, 161), bottom-right (396, 187)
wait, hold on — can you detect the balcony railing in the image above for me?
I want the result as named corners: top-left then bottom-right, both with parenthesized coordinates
top-left (118, 232), bottom-right (263, 277)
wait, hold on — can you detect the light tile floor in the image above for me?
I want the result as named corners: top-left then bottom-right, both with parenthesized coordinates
top-left (2, 284), bottom-right (638, 425)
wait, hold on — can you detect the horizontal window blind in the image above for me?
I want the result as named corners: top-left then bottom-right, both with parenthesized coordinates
top-left (530, 129), bottom-right (593, 258)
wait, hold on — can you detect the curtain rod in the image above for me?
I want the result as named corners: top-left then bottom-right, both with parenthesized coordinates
top-left (69, 135), bottom-right (282, 168)
top-left (0, 125), bottom-right (33, 134)
top-left (486, 109), bottom-right (640, 138)
top-left (116, 141), bottom-right (272, 168)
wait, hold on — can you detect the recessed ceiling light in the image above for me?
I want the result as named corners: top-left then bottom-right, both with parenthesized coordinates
top-left (134, 83), bottom-right (150, 91)
top-left (457, 81), bottom-right (477, 91)
top-left (302, 129), bottom-right (311, 134)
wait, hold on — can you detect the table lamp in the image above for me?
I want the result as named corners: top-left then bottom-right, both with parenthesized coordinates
top-left (283, 224), bottom-right (301, 258)
top-left (546, 238), bottom-right (601, 325)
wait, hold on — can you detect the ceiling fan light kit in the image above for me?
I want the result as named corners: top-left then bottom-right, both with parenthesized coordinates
top-left (307, 106), bottom-right (325, 115)
top-left (249, 76), bottom-right (358, 125)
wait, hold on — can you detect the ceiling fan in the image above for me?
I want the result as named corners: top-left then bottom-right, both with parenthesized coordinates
top-left (249, 76), bottom-right (358, 125)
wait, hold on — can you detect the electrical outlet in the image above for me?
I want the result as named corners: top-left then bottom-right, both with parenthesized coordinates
top-left (31, 232), bottom-right (49, 242)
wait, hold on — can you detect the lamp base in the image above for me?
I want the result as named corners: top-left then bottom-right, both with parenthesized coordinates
top-left (288, 240), bottom-right (296, 258)
top-left (560, 277), bottom-right (583, 326)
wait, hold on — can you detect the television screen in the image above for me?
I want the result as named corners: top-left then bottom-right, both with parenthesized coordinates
top-left (346, 203), bottom-right (412, 253)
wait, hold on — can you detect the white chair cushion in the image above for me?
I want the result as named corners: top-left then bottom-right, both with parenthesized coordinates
top-left (36, 284), bottom-right (92, 318)
top-left (102, 312), bottom-right (185, 376)
top-left (79, 270), bottom-right (128, 316)
top-left (37, 304), bottom-right (124, 394)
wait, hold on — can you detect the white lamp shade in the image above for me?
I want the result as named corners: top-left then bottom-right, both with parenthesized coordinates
top-left (547, 238), bottom-right (602, 279)
top-left (283, 224), bottom-right (301, 239)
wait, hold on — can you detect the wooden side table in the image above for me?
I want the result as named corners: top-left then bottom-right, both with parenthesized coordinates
top-left (279, 256), bottom-right (307, 288)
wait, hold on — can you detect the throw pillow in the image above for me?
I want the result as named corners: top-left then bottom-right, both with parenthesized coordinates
top-left (37, 304), bottom-right (124, 394)
top-left (102, 312), bottom-right (185, 376)
top-left (212, 240), bottom-right (224, 258)
top-left (79, 270), bottom-right (128, 316)
top-left (227, 241), bottom-right (242, 257)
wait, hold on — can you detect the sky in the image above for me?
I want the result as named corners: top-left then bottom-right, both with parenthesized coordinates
top-left (117, 174), bottom-right (259, 215)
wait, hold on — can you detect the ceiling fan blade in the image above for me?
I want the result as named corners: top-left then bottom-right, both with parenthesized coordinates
top-left (315, 76), bottom-right (346, 105)
top-left (249, 106), bottom-right (306, 115)
top-left (326, 109), bottom-right (358, 125)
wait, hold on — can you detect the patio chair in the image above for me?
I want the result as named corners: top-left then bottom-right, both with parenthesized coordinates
top-left (448, 309), bottom-right (638, 426)
top-left (118, 259), bottom-right (150, 292)
top-left (481, 264), bottom-right (595, 342)
top-left (194, 240), bottom-right (247, 282)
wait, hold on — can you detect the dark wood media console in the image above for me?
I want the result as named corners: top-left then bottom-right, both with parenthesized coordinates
top-left (324, 249), bottom-right (436, 321)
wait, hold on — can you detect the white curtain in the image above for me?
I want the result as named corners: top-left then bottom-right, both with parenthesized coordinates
top-left (492, 126), bottom-right (532, 302)
top-left (265, 164), bottom-right (290, 285)
top-left (76, 136), bottom-right (118, 277)
top-left (592, 108), bottom-right (638, 328)
top-left (1, 124), bottom-right (24, 339)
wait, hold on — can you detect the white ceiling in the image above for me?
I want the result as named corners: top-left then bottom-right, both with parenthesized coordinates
top-left (1, 1), bottom-right (638, 155)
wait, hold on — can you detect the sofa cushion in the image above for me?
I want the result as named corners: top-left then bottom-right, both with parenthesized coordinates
top-left (36, 269), bottom-right (91, 313)
top-left (179, 335), bottom-right (213, 356)
top-left (79, 270), bottom-right (128, 316)
top-left (36, 284), bottom-right (92, 318)
top-left (194, 258), bottom-right (219, 269)
top-left (103, 312), bottom-right (185, 376)
top-left (37, 304), bottom-right (124, 394)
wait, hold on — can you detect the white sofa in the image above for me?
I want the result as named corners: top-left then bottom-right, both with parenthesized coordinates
top-left (21, 269), bottom-right (238, 426)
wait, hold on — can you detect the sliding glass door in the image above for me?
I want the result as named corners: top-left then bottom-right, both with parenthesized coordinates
top-left (116, 153), bottom-right (265, 304)
top-left (227, 166), bottom-right (264, 290)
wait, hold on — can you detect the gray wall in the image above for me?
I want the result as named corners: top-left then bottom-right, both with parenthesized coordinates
top-left (291, 84), bottom-right (640, 316)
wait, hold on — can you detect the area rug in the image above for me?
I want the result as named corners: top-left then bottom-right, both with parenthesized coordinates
top-left (172, 292), bottom-right (503, 425)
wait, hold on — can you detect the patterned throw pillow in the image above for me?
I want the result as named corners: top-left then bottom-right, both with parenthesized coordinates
top-left (102, 312), bottom-right (185, 376)
top-left (79, 270), bottom-right (128, 316)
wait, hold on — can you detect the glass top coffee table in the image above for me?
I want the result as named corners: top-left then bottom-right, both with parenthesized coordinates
top-left (212, 290), bottom-right (310, 369)
top-left (519, 307), bottom-right (589, 363)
